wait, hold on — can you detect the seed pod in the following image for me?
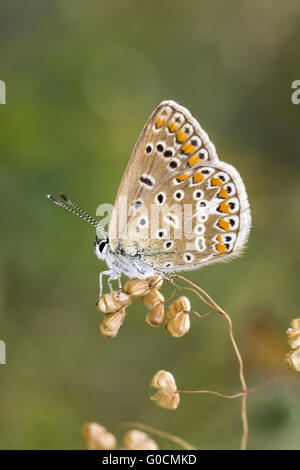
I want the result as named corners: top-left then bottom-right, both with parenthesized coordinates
top-left (151, 390), bottom-right (180, 410)
top-left (145, 303), bottom-right (165, 327)
top-left (124, 279), bottom-right (150, 297)
top-left (167, 296), bottom-right (191, 319)
top-left (81, 422), bottom-right (117, 450)
top-left (99, 308), bottom-right (126, 338)
top-left (151, 370), bottom-right (177, 393)
top-left (143, 289), bottom-right (164, 309)
top-left (291, 318), bottom-right (300, 330)
top-left (122, 430), bottom-right (158, 450)
top-left (150, 370), bottom-right (180, 410)
top-left (124, 275), bottom-right (163, 298)
top-left (286, 349), bottom-right (300, 372)
top-left (287, 327), bottom-right (300, 350)
top-left (97, 291), bottom-right (131, 314)
top-left (146, 274), bottom-right (163, 290)
top-left (165, 311), bottom-right (190, 338)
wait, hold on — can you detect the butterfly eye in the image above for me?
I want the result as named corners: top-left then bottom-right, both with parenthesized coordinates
top-left (98, 240), bottom-right (107, 253)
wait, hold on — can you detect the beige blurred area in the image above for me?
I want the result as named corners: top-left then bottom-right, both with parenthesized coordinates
top-left (0, 0), bottom-right (299, 449)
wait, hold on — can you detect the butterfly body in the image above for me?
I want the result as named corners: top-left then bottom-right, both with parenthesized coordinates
top-left (48, 100), bottom-right (251, 297)
top-left (94, 236), bottom-right (157, 293)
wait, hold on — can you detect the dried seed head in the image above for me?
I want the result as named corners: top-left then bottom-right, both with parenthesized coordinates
top-left (124, 279), bottom-right (150, 297)
top-left (286, 318), bottom-right (300, 350)
top-left (151, 370), bottom-right (177, 394)
top-left (97, 291), bottom-right (131, 314)
top-left (146, 274), bottom-right (163, 290)
top-left (81, 422), bottom-right (117, 450)
top-left (143, 289), bottom-right (164, 309)
top-left (145, 303), bottom-right (165, 327)
top-left (286, 349), bottom-right (300, 372)
top-left (287, 327), bottom-right (300, 350)
top-left (167, 296), bottom-right (191, 318)
top-left (151, 370), bottom-right (180, 410)
top-left (124, 275), bottom-right (163, 298)
top-left (165, 311), bottom-right (190, 338)
top-left (151, 390), bottom-right (180, 410)
top-left (291, 318), bottom-right (300, 330)
top-left (122, 430), bottom-right (158, 450)
top-left (99, 308), bottom-right (126, 338)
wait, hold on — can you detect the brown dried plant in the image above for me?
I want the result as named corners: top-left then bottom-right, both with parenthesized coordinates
top-left (92, 274), bottom-right (299, 450)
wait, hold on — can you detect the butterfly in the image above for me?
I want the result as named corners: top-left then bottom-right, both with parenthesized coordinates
top-left (47, 100), bottom-right (251, 297)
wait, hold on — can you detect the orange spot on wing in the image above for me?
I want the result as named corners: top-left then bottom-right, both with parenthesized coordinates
top-left (182, 143), bottom-right (196, 155)
top-left (211, 177), bottom-right (222, 186)
top-left (176, 173), bottom-right (189, 182)
top-left (216, 236), bottom-right (228, 253)
top-left (187, 155), bottom-right (201, 166)
top-left (168, 121), bottom-right (178, 132)
top-left (192, 172), bottom-right (204, 183)
top-left (218, 218), bottom-right (230, 231)
top-left (218, 187), bottom-right (230, 199)
top-left (218, 201), bottom-right (230, 214)
top-left (216, 244), bottom-right (228, 252)
top-left (155, 118), bottom-right (165, 128)
top-left (176, 130), bottom-right (188, 143)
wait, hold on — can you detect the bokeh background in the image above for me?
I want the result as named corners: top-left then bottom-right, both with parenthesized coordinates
top-left (0, 0), bottom-right (300, 450)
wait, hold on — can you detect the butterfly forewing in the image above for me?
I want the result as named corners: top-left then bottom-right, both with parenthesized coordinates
top-left (109, 100), bottom-right (251, 273)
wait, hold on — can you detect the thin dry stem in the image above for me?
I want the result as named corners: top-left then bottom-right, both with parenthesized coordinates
top-left (191, 309), bottom-right (214, 319)
top-left (121, 422), bottom-right (196, 450)
top-left (171, 274), bottom-right (248, 450)
top-left (177, 389), bottom-right (243, 399)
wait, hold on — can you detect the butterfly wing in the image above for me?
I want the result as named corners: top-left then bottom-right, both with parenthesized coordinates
top-left (116, 160), bottom-right (251, 272)
top-left (109, 100), bottom-right (219, 250)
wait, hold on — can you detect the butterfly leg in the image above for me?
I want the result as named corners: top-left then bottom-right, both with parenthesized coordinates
top-left (99, 270), bottom-right (121, 297)
top-left (117, 275), bottom-right (122, 292)
top-left (99, 270), bottom-right (114, 298)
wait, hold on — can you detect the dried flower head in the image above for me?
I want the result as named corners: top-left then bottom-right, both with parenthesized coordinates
top-left (97, 291), bottom-right (131, 314)
top-left (142, 289), bottom-right (165, 327)
top-left (99, 308), bottom-right (126, 338)
top-left (142, 289), bottom-right (164, 309)
top-left (151, 370), bottom-right (180, 410)
top-left (165, 311), bottom-right (190, 337)
top-left (81, 422), bottom-right (117, 450)
top-left (122, 430), bottom-right (158, 450)
top-left (124, 275), bottom-right (163, 298)
top-left (146, 303), bottom-right (165, 327)
top-left (167, 296), bottom-right (191, 318)
top-left (286, 317), bottom-right (300, 350)
top-left (286, 349), bottom-right (300, 372)
top-left (165, 296), bottom-right (191, 337)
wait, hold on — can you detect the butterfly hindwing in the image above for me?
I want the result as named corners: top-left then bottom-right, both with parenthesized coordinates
top-left (117, 160), bottom-right (251, 272)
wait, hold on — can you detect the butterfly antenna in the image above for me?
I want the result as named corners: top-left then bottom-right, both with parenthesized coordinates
top-left (46, 194), bottom-right (107, 238)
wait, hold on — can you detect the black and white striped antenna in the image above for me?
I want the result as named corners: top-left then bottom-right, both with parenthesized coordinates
top-left (46, 194), bottom-right (107, 239)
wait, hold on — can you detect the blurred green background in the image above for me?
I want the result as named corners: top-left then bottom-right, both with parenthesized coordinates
top-left (0, 0), bottom-right (300, 450)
